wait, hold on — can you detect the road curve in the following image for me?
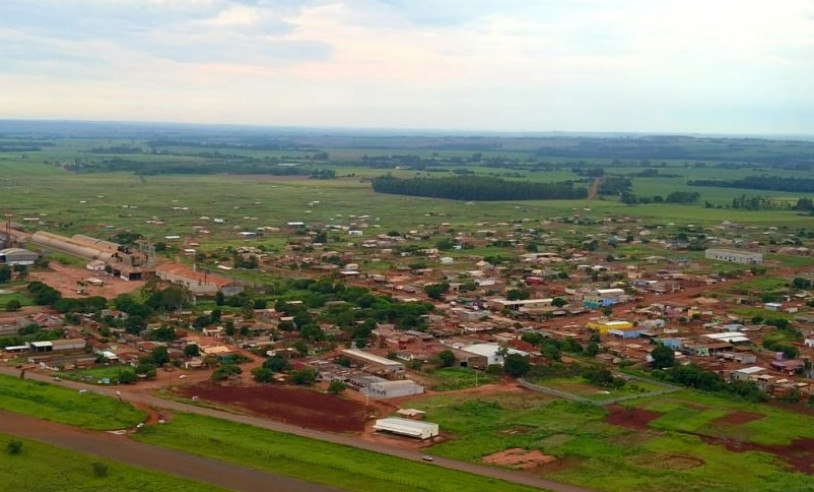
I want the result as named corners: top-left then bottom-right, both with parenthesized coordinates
top-left (1, 367), bottom-right (599, 492)
top-left (0, 409), bottom-right (338, 492)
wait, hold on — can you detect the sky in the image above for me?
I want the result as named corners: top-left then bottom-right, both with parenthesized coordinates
top-left (1, 0), bottom-right (813, 134)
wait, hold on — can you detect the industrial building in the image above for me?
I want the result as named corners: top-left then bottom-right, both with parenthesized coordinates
top-left (705, 248), bottom-right (764, 265)
top-left (363, 379), bottom-right (425, 399)
top-left (0, 248), bottom-right (38, 266)
top-left (31, 231), bottom-right (118, 262)
top-left (341, 349), bottom-right (405, 378)
top-left (155, 263), bottom-right (243, 296)
top-left (373, 417), bottom-right (439, 439)
top-left (461, 343), bottom-right (528, 366)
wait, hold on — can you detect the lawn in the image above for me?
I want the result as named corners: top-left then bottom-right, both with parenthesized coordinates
top-left (408, 390), bottom-right (814, 492)
top-left (536, 376), bottom-right (668, 402)
top-left (62, 365), bottom-right (136, 384)
top-left (430, 367), bottom-right (499, 391)
top-left (0, 374), bottom-right (145, 430)
top-left (0, 433), bottom-right (225, 492)
top-left (131, 412), bottom-right (545, 492)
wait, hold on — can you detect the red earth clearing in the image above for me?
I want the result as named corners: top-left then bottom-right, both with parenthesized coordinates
top-left (176, 382), bottom-right (366, 433)
top-left (713, 411), bottom-right (765, 426)
top-left (605, 405), bottom-right (663, 430)
top-left (483, 448), bottom-right (557, 470)
top-left (606, 406), bottom-right (814, 474)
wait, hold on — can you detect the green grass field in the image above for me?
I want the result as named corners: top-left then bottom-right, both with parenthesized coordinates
top-left (430, 367), bottom-right (499, 391)
top-left (0, 374), bottom-right (145, 430)
top-left (408, 390), bottom-right (814, 492)
top-left (0, 433), bottom-right (225, 492)
top-left (132, 412), bottom-right (546, 492)
top-left (535, 376), bottom-right (667, 402)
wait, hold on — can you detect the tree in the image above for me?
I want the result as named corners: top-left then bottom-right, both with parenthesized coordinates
top-left (328, 380), bottom-right (347, 395)
top-left (437, 349), bottom-right (456, 368)
top-left (123, 315), bottom-right (147, 335)
top-left (143, 346), bottom-right (170, 366)
top-left (290, 368), bottom-right (317, 386)
top-left (585, 342), bottom-right (600, 357)
top-left (184, 344), bottom-right (200, 357)
top-left (5, 299), bottom-right (21, 312)
top-left (506, 288), bottom-right (530, 301)
top-left (13, 265), bottom-right (28, 281)
top-left (650, 344), bottom-right (676, 369)
top-left (263, 355), bottom-right (290, 372)
top-left (424, 282), bottom-right (449, 301)
top-left (251, 367), bottom-right (274, 383)
top-left (212, 364), bottom-right (242, 381)
top-left (117, 369), bottom-right (137, 384)
top-left (552, 297), bottom-right (568, 308)
top-left (0, 265), bottom-right (11, 283)
top-left (503, 353), bottom-right (530, 378)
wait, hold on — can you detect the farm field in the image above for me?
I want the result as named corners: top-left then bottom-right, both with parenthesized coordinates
top-left (132, 412), bottom-right (546, 492)
top-left (0, 374), bottom-right (145, 430)
top-left (172, 382), bottom-right (368, 432)
top-left (409, 390), bottom-right (814, 492)
top-left (0, 432), bottom-right (226, 492)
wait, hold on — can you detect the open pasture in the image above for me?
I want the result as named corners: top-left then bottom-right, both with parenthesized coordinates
top-left (409, 389), bottom-right (814, 492)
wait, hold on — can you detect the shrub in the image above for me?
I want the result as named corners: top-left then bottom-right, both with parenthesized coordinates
top-left (5, 439), bottom-right (23, 455)
top-left (91, 462), bottom-right (109, 477)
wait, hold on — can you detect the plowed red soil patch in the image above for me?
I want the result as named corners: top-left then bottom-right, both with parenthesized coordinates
top-left (714, 411), bottom-right (764, 425)
top-left (177, 383), bottom-right (366, 433)
top-left (483, 448), bottom-right (556, 470)
top-left (605, 405), bottom-right (663, 430)
top-left (698, 434), bottom-right (814, 475)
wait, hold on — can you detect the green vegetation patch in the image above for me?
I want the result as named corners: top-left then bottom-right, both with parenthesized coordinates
top-left (430, 367), bottom-right (498, 391)
top-left (409, 390), bottom-right (813, 492)
top-left (0, 433), bottom-right (225, 492)
top-left (132, 413), bottom-right (544, 492)
top-left (0, 374), bottom-right (145, 430)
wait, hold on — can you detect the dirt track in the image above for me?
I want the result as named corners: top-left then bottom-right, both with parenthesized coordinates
top-left (0, 409), bottom-right (337, 492)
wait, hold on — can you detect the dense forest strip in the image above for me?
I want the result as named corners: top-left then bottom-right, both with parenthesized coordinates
top-left (688, 176), bottom-right (814, 193)
top-left (371, 175), bottom-right (587, 201)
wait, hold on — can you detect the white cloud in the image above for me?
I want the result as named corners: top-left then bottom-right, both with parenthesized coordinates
top-left (0, 0), bottom-right (812, 133)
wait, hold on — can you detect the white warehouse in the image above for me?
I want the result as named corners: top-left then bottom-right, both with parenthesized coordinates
top-left (373, 417), bottom-right (439, 440)
top-left (363, 380), bottom-right (424, 399)
top-left (704, 248), bottom-right (763, 265)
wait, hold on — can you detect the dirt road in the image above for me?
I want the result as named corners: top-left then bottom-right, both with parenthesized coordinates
top-left (0, 409), bottom-right (337, 492)
top-left (1, 367), bottom-right (598, 492)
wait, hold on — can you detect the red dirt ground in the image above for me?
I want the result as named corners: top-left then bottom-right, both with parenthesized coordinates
top-left (30, 262), bottom-right (144, 298)
top-left (606, 406), bottom-right (814, 475)
top-left (605, 405), bottom-right (663, 430)
top-left (483, 448), bottom-right (557, 470)
top-left (713, 410), bottom-right (765, 426)
top-left (698, 434), bottom-right (814, 475)
top-left (176, 382), bottom-right (367, 433)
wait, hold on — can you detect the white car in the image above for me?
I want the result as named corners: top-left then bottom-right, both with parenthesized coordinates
top-left (421, 455), bottom-right (434, 462)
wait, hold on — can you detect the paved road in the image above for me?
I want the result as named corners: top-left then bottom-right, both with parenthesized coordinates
top-left (1, 367), bottom-right (598, 492)
top-left (0, 409), bottom-right (337, 492)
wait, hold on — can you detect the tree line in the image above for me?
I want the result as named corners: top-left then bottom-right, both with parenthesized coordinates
top-left (688, 176), bottom-right (814, 194)
top-left (371, 176), bottom-right (587, 201)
